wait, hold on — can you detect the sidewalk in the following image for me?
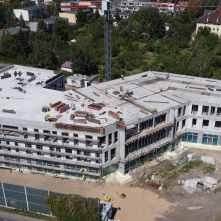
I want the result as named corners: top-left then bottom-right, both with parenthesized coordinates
top-left (0, 211), bottom-right (45, 221)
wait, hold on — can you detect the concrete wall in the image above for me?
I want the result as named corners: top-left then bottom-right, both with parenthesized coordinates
top-left (59, 12), bottom-right (76, 23)
top-left (30, 22), bottom-right (38, 32)
top-left (197, 23), bottom-right (221, 37)
top-left (13, 9), bottom-right (29, 21)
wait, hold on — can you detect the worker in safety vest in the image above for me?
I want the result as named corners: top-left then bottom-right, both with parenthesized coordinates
top-left (121, 74), bottom-right (124, 80)
top-left (80, 167), bottom-right (83, 172)
top-left (120, 85), bottom-right (123, 92)
top-left (166, 72), bottom-right (169, 79)
top-left (83, 174), bottom-right (86, 181)
top-left (105, 88), bottom-right (108, 94)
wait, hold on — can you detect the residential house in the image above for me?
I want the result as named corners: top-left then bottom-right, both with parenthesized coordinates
top-left (13, 6), bottom-right (47, 22)
top-left (0, 27), bottom-right (30, 38)
top-left (60, 1), bottom-right (77, 11)
top-left (110, 11), bottom-right (133, 19)
top-left (197, 9), bottom-right (221, 37)
top-left (61, 61), bottom-right (72, 72)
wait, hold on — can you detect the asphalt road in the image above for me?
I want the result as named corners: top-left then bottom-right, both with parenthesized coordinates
top-left (0, 212), bottom-right (45, 221)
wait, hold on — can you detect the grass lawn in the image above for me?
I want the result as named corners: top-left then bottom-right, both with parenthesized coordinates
top-left (0, 206), bottom-right (57, 221)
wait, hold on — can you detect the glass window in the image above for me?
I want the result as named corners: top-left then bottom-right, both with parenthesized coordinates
top-left (182, 132), bottom-right (198, 143)
top-left (202, 134), bottom-right (218, 146)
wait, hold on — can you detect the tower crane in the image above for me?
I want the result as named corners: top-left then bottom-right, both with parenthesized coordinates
top-left (60, 0), bottom-right (111, 81)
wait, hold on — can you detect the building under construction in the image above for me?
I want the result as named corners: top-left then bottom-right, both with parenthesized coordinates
top-left (1, 65), bottom-right (221, 179)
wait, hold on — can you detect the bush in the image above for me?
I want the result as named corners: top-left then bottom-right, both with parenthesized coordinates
top-left (0, 56), bottom-right (28, 65)
top-left (45, 194), bottom-right (100, 221)
top-left (125, 62), bottom-right (133, 71)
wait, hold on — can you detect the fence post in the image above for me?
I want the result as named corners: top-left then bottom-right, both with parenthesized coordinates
top-left (1, 183), bottom-right (7, 207)
top-left (48, 191), bottom-right (52, 216)
top-left (24, 186), bottom-right (29, 211)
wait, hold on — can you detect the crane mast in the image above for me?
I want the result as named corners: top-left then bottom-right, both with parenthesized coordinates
top-left (60, 0), bottom-right (111, 81)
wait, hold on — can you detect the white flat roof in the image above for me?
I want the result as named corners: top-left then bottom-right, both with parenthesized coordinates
top-left (1, 66), bottom-right (220, 129)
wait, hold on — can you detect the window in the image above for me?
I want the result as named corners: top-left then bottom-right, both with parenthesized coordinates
top-left (56, 148), bottom-right (61, 152)
top-left (213, 28), bottom-right (215, 31)
top-left (202, 106), bottom-right (209, 115)
top-left (217, 28), bottom-right (219, 31)
top-left (26, 150), bottom-right (32, 154)
top-left (217, 107), bottom-right (221, 116)
top-left (65, 148), bottom-right (72, 153)
top-left (74, 134), bottom-right (78, 138)
top-left (14, 142), bottom-right (18, 146)
top-left (37, 152), bottom-right (43, 156)
top-left (16, 148), bottom-right (19, 153)
top-left (25, 143), bottom-right (32, 148)
top-left (182, 119), bottom-right (186, 128)
top-left (202, 134), bottom-right (218, 145)
top-left (52, 131), bottom-right (57, 135)
top-left (111, 148), bottom-right (116, 160)
top-left (7, 147), bottom-right (11, 151)
top-left (35, 134), bottom-right (39, 140)
top-left (176, 122), bottom-right (179, 131)
top-left (177, 107), bottom-right (182, 118)
top-left (6, 141), bottom-right (9, 145)
top-left (108, 134), bottom-right (112, 145)
top-left (191, 105), bottom-right (198, 113)
top-left (62, 132), bottom-right (69, 143)
top-left (36, 144), bottom-right (42, 149)
top-left (192, 118), bottom-right (197, 127)
top-left (49, 147), bottom-right (54, 151)
top-left (182, 132), bottom-right (198, 143)
top-left (105, 151), bottom-right (108, 162)
top-left (202, 120), bottom-right (209, 128)
top-left (84, 151), bottom-right (90, 156)
top-left (50, 153), bottom-right (55, 157)
top-left (23, 127), bottom-right (27, 131)
top-left (66, 156), bottom-right (72, 160)
top-left (96, 153), bottom-right (100, 158)
top-left (114, 131), bottom-right (118, 143)
top-left (215, 121), bottom-right (221, 128)
top-left (34, 129), bottom-right (38, 132)
top-left (211, 106), bottom-right (215, 115)
top-left (77, 150), bottom-right (81, 154)
top-left (183, 106), bottom-right (186, 116)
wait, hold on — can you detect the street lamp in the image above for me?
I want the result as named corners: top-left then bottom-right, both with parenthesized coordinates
top-left (102, 193), bottom-right (105, 212)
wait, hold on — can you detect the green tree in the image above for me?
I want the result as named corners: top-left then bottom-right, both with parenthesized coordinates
top-left (0, 33), bottom-right (15, 58)
top-left (71, 41), bottom-right (97, 74)
top-left (28, 40), bottom-right (57, 68)
top-left (77, 8), bottom-right (86, 25)
top-left (95, 9), bottom-right (100, 19)
top-left (45, 194), bottom-right (100, 221)
top-left (53, 18), bottom-right (70, 40)
top-left (37, 19), bottom-right (47, 32)
top-left (115, 12), bottom-right (121, 22)
top-left (19, 14), bottom-right (26, 28)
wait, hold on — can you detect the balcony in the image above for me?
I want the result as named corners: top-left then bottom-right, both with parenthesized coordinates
top-left (202, 112), bottom-right (208, 116)
top-left (191, 111), bottom-right (197, 115)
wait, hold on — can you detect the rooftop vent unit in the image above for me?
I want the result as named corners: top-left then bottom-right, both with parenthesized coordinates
top-left (27, 72), bottom-right (35, 76)
top-left (18, 71), bottom-right (22, 76)
top-left (1, 73), bottom-right (11, 80)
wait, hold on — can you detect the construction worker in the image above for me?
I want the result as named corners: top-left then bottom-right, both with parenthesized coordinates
top-left (121, 74), bottom-right (124, 80)
top-left (80, 167), bottom-right (83, 172)
top-left (166, 72), bottom-right (169, 79)
top-left (83, 174), bottom-right (86, 181)
top-left (160, 87), bottom-right (163, 92)
top-left (120, 85), bottom-right (123, 92)
top-left (105, 88), bottom-right (108, 94)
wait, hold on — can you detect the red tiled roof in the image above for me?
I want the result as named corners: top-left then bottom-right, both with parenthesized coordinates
top-left (61, 61), bottom-right (72, 69)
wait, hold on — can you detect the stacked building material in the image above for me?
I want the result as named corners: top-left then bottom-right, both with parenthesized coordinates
top-left (59, 104), bottom-right (70, 113)
top-left (88, 104), bottom-right (102, 110)
top-left (2, 109), bottom-right (16, 114)
top-left (51, 101), bottom-right (61, 108)
top-left (87, 117), bottom-right (101, 124)
top-left (74, 111), bottom-right (88, 117)
top-left (73, 119), bottom-right (87, 124)
top-left (54, 103), bottom-right (65, 111)
top-left (108, 111), bottom-right (119, 119)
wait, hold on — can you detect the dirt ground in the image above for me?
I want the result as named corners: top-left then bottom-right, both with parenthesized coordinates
top-left (1, 148), bottom-right (221, 221)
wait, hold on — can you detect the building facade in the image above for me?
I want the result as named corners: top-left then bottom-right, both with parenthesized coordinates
top-left (1, 66), bottom-right (221, 180)
top-left (197, 9), bottom-right (221, 37)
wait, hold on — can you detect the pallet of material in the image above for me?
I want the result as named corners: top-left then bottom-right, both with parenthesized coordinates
top-left (87, 117), bottom-right (101, 124)
top-left (74, 111), bottom-right (88, 117)
top-left (88, 104), bottom-right (102, 111)
top-left (108, 111), bottom-right (119, 119)
top-left (54, 103), bottom-right (65, 111)
top-left (92, 103), bottom-right (105, 107)
top-left (2, 109), bottom-right (16, 114)
top-left (59, 104), bottom-right (70, 114)
top-left (73, 119), bottom-right (87, 124)
top-left (52, 101), bottom-right (61, 108)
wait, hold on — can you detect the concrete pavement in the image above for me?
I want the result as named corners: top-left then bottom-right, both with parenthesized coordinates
top-left (0, 211), bottom-right (45, 221)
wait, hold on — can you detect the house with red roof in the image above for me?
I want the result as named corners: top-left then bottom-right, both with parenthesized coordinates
top-left (61, 61), bottom-right (72, 72)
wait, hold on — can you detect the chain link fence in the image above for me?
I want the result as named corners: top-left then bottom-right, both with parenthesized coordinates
top-left (0, 182), bottom-right (65, 215)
